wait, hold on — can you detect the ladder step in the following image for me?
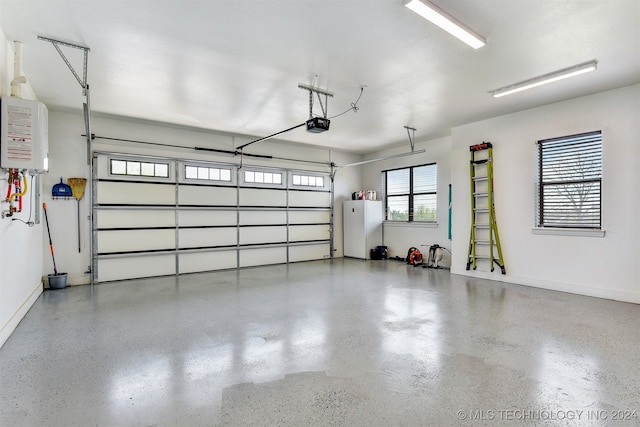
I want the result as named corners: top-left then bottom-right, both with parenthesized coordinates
top-left (473, 208), bottom-right (489, 213)
top-left (471, 159), bottom-right (490, 165)
top-left (473, 176), bottom-right (488, 181)
top-left (474, 224), bottom-right (490, 228)
top-left (473, 192), bottom-right (489, 197)
top-left (474, 240), bottom-right (491, 244)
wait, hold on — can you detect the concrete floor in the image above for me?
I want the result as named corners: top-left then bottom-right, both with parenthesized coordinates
top-left (1, 258), bottom-right (638, 426)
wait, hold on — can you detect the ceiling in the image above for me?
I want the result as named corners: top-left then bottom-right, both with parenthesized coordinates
top-left (1, 1), bottom-right (638, 154)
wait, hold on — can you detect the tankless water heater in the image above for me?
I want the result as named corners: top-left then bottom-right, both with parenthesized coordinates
top-left (1, 96), bottom-right (49, 173)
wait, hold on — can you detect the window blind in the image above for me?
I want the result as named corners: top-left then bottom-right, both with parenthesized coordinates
top-left (537, 131), bottom-right (602, 228)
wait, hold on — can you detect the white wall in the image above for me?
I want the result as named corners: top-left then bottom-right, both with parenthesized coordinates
top-left (361, 136), bottom-right (452, 262)
top-left (43, 111), bottom-right (91, 285)
top-left (450, 84), bottom-right (640, 303)
top-left (0, 31), bottom-right (44, 347)
top-left (44, 110), bottom-right (362, 283)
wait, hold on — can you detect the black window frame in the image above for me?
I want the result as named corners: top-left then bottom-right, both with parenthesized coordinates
top-left (384, 163), bottom-right (437, 222)
top-left (536, 130), bottom-right (602, 229)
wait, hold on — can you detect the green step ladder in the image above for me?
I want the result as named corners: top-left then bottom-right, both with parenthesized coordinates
top-left (466, 142), bottom-right (506, 274)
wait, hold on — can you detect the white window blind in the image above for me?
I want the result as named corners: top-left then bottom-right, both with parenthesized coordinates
top-left (536, 131), bottom-right (602, 228)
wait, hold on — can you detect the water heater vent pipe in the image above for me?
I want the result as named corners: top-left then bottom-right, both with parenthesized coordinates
top-left (10, 41), bottom-right (27, 98)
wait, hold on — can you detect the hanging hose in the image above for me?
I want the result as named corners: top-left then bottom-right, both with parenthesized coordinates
top-left (8, 173), bottom-right (28, 202)
top-left (3, 170), bottom-right (27, 217)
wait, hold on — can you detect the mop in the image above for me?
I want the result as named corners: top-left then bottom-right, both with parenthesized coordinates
top-left (67, 178), bottom-right (87, 253)
top-left (42, 203), bottom-right (67, 289)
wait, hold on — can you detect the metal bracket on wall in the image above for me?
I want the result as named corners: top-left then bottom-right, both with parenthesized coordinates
top-left (404, 126), bottom-right (416, 152)
top-left (37, 36), bottom-right (89, 93)
top-left (38, 36), bottom-right (93, 165)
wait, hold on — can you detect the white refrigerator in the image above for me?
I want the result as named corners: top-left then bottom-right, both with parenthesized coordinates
top-left (343, 200), bottom-right (383, 259)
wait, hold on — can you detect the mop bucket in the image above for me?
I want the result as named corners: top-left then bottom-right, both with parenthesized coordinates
top-left (48, 273), bottom-right (68, 289)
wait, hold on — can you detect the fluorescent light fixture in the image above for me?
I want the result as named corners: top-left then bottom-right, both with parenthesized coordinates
top-left (404, 0), bottom-right (486, 49)
top-left (491, 60), bottom-right (598, 98)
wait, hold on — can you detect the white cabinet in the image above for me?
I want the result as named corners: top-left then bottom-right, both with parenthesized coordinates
top-left (343, 200), bottom-right (383, 259)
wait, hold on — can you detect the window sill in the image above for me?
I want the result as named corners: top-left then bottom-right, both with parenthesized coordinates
top-left (531, 227), bottom-right (605, 238)
top-left (384, 221), bottom-right (438, 228)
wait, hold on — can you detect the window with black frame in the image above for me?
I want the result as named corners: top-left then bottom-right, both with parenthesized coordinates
top-left (110, 158), bottom-right (169, 178)
top-left (536, 131), bottom-right (602, 229)
top-left (384, 163), bottom-right (437, 222)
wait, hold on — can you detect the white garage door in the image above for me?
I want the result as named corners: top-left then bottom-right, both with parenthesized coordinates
top-left (93, 153), bottom-right (331, 282)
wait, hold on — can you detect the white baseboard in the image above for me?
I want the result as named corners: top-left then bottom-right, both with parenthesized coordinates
top-left (450, 267), bottom-right (640, 304)
top-left (0, 282), bottom-right (43, 348)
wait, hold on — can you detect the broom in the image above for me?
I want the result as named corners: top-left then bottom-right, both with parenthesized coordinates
top-left (68, 178), bottom-right (87, 253)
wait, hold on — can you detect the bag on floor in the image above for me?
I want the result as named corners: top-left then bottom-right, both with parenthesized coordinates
top-left (370, 246), bottom-right (388, 260)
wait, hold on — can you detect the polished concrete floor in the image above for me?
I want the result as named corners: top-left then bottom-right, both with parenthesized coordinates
top-left (1, 258), bottom-right (638, 426)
